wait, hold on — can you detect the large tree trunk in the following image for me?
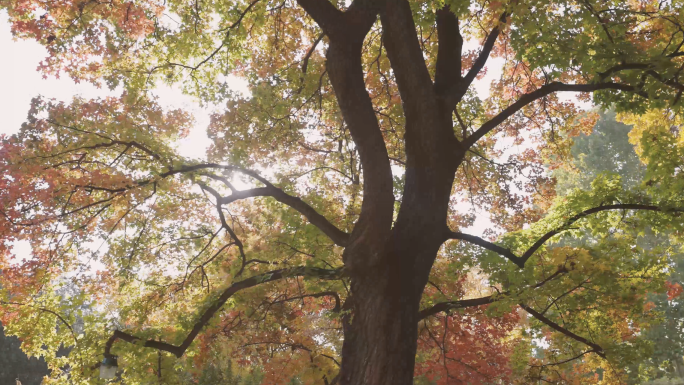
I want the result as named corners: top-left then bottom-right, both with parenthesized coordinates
top-left (337, 271), bottom-right (424, 385)
top-left (338, 171), bottom-right (456, 385)
top-left (338, 222), bottom-right (452, 385)
top-left (296, 2), bottom-right (462, 383)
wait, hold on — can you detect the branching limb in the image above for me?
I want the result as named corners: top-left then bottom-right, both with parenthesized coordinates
top-left (164, 163), bottom-right (348, 246)
top-left (446, 203), bottom-right (684, 268)
top-left (419, 265), bottom-right (569, 319)
top-left (104, 266), bottom-right (344, 358)
top-left (517, 203), bottom-right (684, 266)
top-left (200, 178), bottom-right (349, 246)
top-left (462, 81), bottom-right (647, 149)
top-left (301, 0), bottom-right (394, 261)
top-left (442, 12), bottom-right (508, 108)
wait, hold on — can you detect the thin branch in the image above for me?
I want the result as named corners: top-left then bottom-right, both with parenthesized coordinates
top-left (1, 301), bottom-right (79, 347)
top-left (270, 291), bottom-right (341, 312)
top-left (520, 303), bottom-right (606, 359)
top-left (302, 33), bottom-right (325, 75)
top-left (529, 349), bottom-right (601, 368)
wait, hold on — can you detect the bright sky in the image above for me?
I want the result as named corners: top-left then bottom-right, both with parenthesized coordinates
top-left (0, 11), bottom-right (237, 260)
top-left (0, 12), bottom-right (254, 159)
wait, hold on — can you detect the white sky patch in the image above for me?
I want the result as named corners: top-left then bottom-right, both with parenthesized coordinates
top-left (0, 11), bottom-right (249, 161)
top-left (7, 240), bottom-right (32, 265)
top-left (0, 12), bottom-right (118, 136)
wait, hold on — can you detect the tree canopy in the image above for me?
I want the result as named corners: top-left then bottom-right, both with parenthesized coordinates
top-left (1, 0), bottom-right (684, 384)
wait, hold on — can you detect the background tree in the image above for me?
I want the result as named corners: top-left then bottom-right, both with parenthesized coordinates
top-left (550, 111), bottom-right (684, 383)
top-left (1, 0), bottom-right (684, 384)
top-left (0, 323), bottom-right (49, 385)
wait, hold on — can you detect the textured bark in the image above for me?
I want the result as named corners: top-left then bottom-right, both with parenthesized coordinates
top-left (338, 269), bottom-right (423, 385)
top-left (322, 1), bottom-right (461, 383)
top-left (337, 213), bottom-right (454, 385)
top-left (296, 1), bottom-right (476, 383)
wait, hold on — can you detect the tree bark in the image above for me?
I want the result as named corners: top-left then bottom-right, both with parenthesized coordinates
top-left (338, 270), bottom-right (423, 385)
top-left (337, 207), bottom-right (456, 385)
top-left (298, 1), bottom-right (462, 383)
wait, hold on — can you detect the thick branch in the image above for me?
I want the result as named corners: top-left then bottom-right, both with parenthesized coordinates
top-left (418, 295), bottom-right (496, 320)
top-left (434, 6), bottom-right (463, 93)
top-left (447, 203), bottom-right (683, 268)
top-left (447, 231), bottom-right (523, 268)
top-left (104, 266), bottom-right (344, 358)
top-left (520, 303), bottom-right (606, 358)
top-left (295, 0), bottom-right (344, 38)
top-left (442, 12), bottom-right (507, 107)
top-left (462, 81), bottom-right (646, 149)
top-left (215, 184), bottom-right (350, 247)
top-left (380, 0), bottom-right (434, 104)
top-left (322, 7), bottom-right (394, 262)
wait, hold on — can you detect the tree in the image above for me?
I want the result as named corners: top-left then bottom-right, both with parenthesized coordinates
top-left (551, 111), bottom-right (684, 383)
top-left (0, 323), bottom-right (49, 385)
top-left (1, 0), bottom-right (684, 384)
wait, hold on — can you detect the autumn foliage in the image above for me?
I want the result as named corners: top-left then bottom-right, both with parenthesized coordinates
top-left (2, 0), bottom-right (684, 384)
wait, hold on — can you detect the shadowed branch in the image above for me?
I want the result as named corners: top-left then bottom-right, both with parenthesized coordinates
top-left (104, 266), bottom-right (344, 358)
top-left (447, 203), bottom-right (684, 268)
